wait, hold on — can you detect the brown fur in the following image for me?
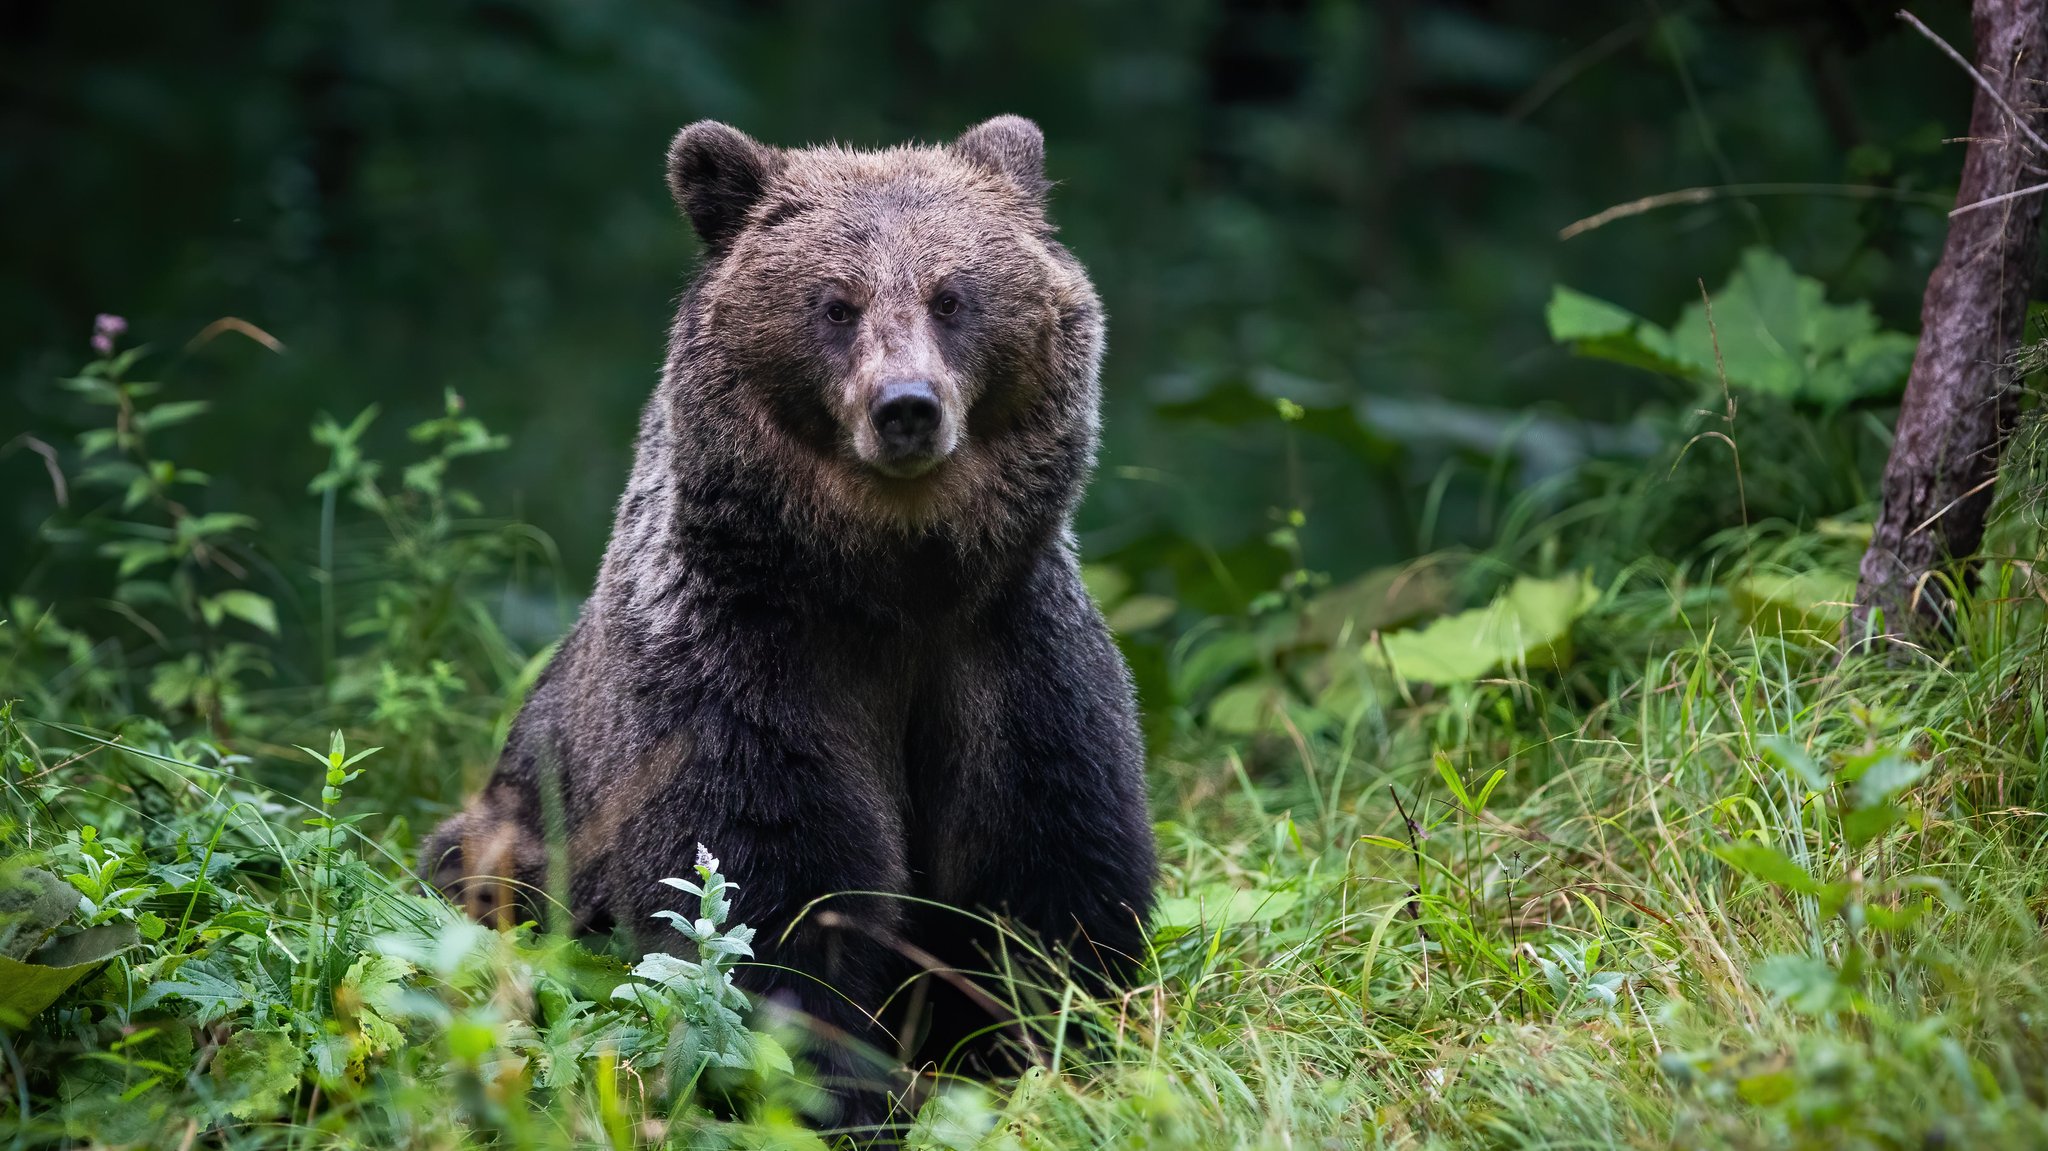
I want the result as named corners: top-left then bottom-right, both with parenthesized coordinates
top-left (421, 117), bottom-right (1155, 1134)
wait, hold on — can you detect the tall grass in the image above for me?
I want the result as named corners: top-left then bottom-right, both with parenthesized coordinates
top-left (3, 330), bottom-right (2045, 1149)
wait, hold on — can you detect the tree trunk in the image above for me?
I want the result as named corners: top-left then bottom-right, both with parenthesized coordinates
top-left (1850, 0), bottom-right (2047, 646)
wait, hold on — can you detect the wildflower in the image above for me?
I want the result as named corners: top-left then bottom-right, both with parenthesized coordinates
top-left (91, 313), bottom-right (127, 357)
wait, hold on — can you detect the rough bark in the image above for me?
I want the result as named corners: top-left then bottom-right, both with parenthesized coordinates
top-left (1850, 0), bottom-right (2046, 645)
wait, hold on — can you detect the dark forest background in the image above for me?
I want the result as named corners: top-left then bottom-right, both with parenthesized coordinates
top-left (0, 0), bottom-right (1982, 628)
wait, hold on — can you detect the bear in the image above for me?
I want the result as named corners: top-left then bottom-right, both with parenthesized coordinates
top-left (419, 115), bottom-right (1156, 1133)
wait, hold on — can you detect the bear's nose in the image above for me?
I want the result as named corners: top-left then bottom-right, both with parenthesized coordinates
top-left (870, 379), bottom-right (942, 455)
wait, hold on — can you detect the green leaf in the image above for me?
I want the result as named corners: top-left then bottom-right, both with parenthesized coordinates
top-left (1106, 594), bottom-right (1178, 633)
top-left (1850, 752), bottom-right (1929, 810)
top-left (1471, 767), bottom-right (1508, 813)
top-left (1731, 570), bottom-right (1857, 635)
top-left (0, 924), bottom-right (140, 1028)
top-left (177, 512), bottom-right (257, 541)
top-left (1758, 736), bottom-right (1829, 792)
top-left (1544, 286), bottom-right (1689, 376)
top-left (1545, 285), bottom-right (1641, 341)
top-left (1296, 563), bottom-right (1451, 646)
top-left (1549, 247), bottom-right (1914, 406)
top-left (1712, 840), bottom-right (1820, 894)
top-left (1080, 563), bottom-right (1131, 609)
top-left (137, 957), bottom-right (247, 1025)
top-left (1752, 952), bottom-right (1842, 1015)
top-left (1153, 884), bottom-right (1300, 933)
top-left (208, 1030), bottom-right (305, 1120)
top-left (1842, 803), bottom-right (1905, 849)
top-left (339, 953), bottom-right (412, 1061)
top-left (1205, 680), bottom-right (1304, 736)
top-left (1736, 1069), bottom-right (1802, 1105)
top-left (133, 400), bottom-right (210, 433)
top-left (1433, 752), bottom-right (1472, 809)
top-left (1365, 571), bottom-right (1598, 686)
top-left (211, 590), bottom-right (279, 636)
top-left (1176, 631), bottom-right (1260, 700)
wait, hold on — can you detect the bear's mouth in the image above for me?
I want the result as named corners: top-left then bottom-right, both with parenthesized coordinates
top-left (866, 452), bottom-right (948, 481)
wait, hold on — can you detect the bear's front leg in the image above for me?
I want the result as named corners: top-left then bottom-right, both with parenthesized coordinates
top-left (608, 700), bottom-right (916, 1137)
top-left (905, 551), bottom-right (1157, 1070)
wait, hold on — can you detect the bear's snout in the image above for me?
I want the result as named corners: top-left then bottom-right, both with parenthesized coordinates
top-left (867, 377), bottom-right (949, 476)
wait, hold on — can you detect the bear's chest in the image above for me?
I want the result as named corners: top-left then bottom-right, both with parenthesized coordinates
top-left (812, 628), bottom-right (995, 905)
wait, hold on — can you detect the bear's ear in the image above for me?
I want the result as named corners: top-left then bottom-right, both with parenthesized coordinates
top-left (951, 115), bottom-right (1050, 201)
top-left (667, 121), bottom-right (780, 251)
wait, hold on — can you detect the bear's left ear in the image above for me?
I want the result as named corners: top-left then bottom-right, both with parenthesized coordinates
top-left (668, 121), bottom-right (782, 251)
top-left (951, 115), bottom-right (1050, 201)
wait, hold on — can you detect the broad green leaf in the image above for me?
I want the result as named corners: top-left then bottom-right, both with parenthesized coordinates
top-left (208, 1029), bottom-right (305, 1120)
top-left (0, 924), bottom-right (139, 1028)
top-left (1731, 570), bottom-right (1857, 634)
top-left (1365, 571), bottom-right (1598, 686)
top-left (1843, 801), bottom-right (1908, 850)
top-left (1549, 247), bottom-right (1914, 406)
top-left (1736, 1069), bottom-right (1802, 1105)
top-left (1751, 952), bottom-right (1842, 1016)
top-left (1471, 767), bottom-right (1509, 813)
top-left (1153, 884), bottom-right (1300, 932)
top-left (1545, 287), bottom-right (1690, 376)
top-left (1107, 594), bottom-right (1177, 633)
top-left (1206, 680), bottom-right (1280, 736)
top-left (1296, 563), bottom-right (1450, 646)
top-left (338, 953), bottom-right (413, 1065)
top-left (1175, 631), bottom-right (1259, 700)
top-left (1545, 285), bottom-right (1641, 341)
top-left (211, 590), bottom-right (279, 636)
top-left (1758, 735), bottom-right (1829, 792)
top-left (1080, 563), bottom-right (1131, 609)
top-left (1712, 840), bottom-right (1820, 895)
top-left (1851, 752), bottom-right (1930, 810)
top-left (137, 957), bottom-right (248, 1025)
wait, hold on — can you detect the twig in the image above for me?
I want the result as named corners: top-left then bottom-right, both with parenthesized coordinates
top-left (1507, 15), bottom-right (1651, 122)
top-left (1909, 474), bottom-right (2001, 536)
top-left (1951, 178), bottom-right (2048, 218)
top-left (1387, 786), bottom-right (1428, 933)
top-left (812, 908), bottom-right (1043, 1065)
top-left (1897, 9), bottom-right (2048, 159)
top-left (1559, 183), bottom-right (1950, 240)
top-left (1, 435), bottom-right (67, 507)
top-left (1696, 279), bottom-right (1750, 539)
top-left (183, 316), bottom-right (287, 355)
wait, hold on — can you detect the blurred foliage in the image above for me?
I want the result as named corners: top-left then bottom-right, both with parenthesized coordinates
top-left (2, 0), bottom-right (1976, 623)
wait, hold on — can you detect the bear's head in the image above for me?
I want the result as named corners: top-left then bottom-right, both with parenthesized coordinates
top-left (661, 116), bottom-right (1102, 544)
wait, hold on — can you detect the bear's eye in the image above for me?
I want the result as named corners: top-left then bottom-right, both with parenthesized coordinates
top-left (824, 301), bottom-right (856, 326)
top-left (933, 294), bottom-right (961, 318)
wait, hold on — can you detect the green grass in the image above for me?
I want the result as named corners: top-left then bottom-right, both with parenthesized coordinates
top-left (5, 337), bottom-right (2048, 1149)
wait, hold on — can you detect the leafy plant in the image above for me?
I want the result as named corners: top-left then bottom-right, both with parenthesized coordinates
top-left (1365, 570), bottom-right (1598, 686)
top-left (1548, 247), bottom-right (1917, 407)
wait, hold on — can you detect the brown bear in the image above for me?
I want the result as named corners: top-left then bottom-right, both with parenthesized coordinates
top-left (420, 115), bottom-right (1155, 1133)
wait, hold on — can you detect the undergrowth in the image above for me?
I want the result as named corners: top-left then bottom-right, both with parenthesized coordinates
top-left (4, 315), bottom-right (2046, 1150)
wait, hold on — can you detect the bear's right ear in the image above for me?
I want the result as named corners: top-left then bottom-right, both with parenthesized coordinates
top-left (667, 121), bottom-right (780, 251)
top-left (951, 115), bottom-right (1050, 202)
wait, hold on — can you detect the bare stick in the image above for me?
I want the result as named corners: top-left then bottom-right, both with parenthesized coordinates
top-left (1387, 785), bottom-right (1429, 933)
top-left (1950, 177), bottom-right (2048, 217)
top-left (1898, 8), bottom-right (2048, 158)
top-left (1559, 183), bottom-right (1950, 241)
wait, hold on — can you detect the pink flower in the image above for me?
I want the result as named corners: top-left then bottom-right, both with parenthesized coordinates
top-left (91, 313), bottom-right (126, 356)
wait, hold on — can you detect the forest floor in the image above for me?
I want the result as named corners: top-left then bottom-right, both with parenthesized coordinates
top-left (5, 372), bottom-right (2048, 1150)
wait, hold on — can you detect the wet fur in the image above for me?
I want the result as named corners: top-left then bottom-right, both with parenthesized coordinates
top-left (420, 117), bottom-right (1155, 1128)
